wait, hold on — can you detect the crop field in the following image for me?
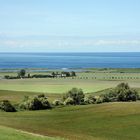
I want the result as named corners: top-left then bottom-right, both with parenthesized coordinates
top-left (0, 102), bottom-right (140, 140)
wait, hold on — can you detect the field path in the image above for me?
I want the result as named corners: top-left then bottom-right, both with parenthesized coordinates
top-left (0, 125), bottom-right (65, 140)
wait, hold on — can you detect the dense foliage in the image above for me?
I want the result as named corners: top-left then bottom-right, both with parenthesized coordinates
top-left (63, 88), bottom-right (85, 105)
top-left (100, 83), bottom-right (139, 102)
top-left (4, 70), bottom-right (76, 79)
top-left (18, 69), bottom-right (26, 78)
top-left (1, 83), bottom-right (139, 113)
top-left (0, 100), bottom-right (16, 112)
top-left (19, 94), bottom-right (51, 110)
top-left (52, 99), bottom-right (64, 106)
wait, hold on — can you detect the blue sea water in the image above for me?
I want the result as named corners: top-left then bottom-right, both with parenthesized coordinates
top-left (0, 52), bottom-right (140, 69)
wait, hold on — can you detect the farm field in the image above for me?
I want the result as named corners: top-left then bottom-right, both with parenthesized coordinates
top-left (0, 69), bottom-right (140, 140)
top-left (1, 69), bottom-right (140, 94)
top-left (0, 78), bottom-right (121, 93)
top-left (0, 102), bottom-right (140, 140)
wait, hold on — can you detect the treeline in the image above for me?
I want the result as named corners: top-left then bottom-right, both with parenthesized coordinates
top-left (4, 69), bottom-right (76, 79)
top-left (0, 83), bottom-right (139, 112)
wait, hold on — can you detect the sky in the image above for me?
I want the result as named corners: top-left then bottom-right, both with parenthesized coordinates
top-left (0, 0), bottom-right (140, 52)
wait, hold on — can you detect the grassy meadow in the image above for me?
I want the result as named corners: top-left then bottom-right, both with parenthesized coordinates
top-left (0, 68), bottom-right (140, 140)
top-left (0, 125), bottom-right (63, 140)
top-left (0, 102), bottom-right (140, 140)
top-left (1, 69), bottom-right (140, 94)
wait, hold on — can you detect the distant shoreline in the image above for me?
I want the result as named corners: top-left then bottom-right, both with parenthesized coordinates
top-left (0, 68), bottom-right (140, 73)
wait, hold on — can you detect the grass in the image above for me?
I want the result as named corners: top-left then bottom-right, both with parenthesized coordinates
top-left (0, 78), bottom-right (120, 93)
top-left (0, 125), bottom-right (64, 140)
top-left (0, 102), bottom-right (140, 140)
top-left (1, 70), bottom-right (140, 94)
top-left (0, 78), bottom-right (140, 94)
top-left (0, 90), bottom-right (61, 104)
top-left (1, 70), bottom-right (140, 139)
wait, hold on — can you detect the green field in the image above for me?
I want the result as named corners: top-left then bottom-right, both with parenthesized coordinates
top-left (0, 90), bottom-right (61, 104)
top-left (1, 69), bottom-right (140, 140)
top-left (1, 70), bottom-right (140, 94)
top-left (0, 102), bottom-right (140, 140)
top-left (0, 125), bottom-right (63, 140)
top-left (0, 78), bottom-right (120, 93)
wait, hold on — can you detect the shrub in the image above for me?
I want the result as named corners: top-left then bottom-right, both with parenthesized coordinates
top-left (0, 100), bottom-right (16, 112)
top-left (37, 94), bottom-right (45, 98)
top-left (117, 89), bottom-right (138, 101)
top-left (84, 97), bottom-right (91, 104)
top-left (4, 75), bottom-right (10, 79)
top-left (64, 97), bottom-right (74, 105)
top-left (4, 75), bottom-right (19, 79)
top-left (28, 97), bottom-right (43, 110)
top-left (63, 88), bottom-right (85, 105)
top-left (32, 74), bottom-right (52, 78)
top-left (95, 97), bottom-right (103, 104)
top-left (100, 83), bottom-right (139, 102)
top-left (116, 83), bottom-right (130, 89)
top-left (19, 95), bottom-right (51, 110)
top-left (53, 100), bottom-right (64, 106)
top-left (84, 95), bottom-right (97, 104)
top-left (100, 89), bottom-right (118, 102)
top-left (39, 97), bottom-right (51, 109)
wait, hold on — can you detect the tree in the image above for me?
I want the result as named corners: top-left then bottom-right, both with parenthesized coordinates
top-left (18, 69), bottom-right (26, 78)
top-left (116, 83), bottom-right (130, 89)
top-left (100, 83), bottom-right (139, 102)
top-left (19, 94), bottom-right (51, 110)
top-left (0, 100), bottom-right (16, 112)
top-left (64, 88), bottom-right (85, 105)
top-left (28, 73), bottom-right (31, 78)
top-left (51, 72), bottom-right (56, 78)
top-left (71, 71), bottom-right (76, 77)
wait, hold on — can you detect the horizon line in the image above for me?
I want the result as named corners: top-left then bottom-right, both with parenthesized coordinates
top-left (0, 51), bottom-right (140, 53)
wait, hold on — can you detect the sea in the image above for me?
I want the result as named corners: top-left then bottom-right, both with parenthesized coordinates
top-left (0, 52), bottom-right (140, 69)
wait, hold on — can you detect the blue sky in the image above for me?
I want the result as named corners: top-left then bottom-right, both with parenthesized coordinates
top-left (0, 0), bottom-right (140, 52)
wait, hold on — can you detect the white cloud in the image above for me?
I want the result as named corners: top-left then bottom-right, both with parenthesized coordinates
top-left (0, 38), bottom-right (140, 51)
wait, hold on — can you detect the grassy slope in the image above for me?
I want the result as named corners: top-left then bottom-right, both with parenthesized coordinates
top-left (0, 125), bottom-right (63, 140)
top-left (0, 102), bottom-right (140, 140)
top-left (0, 90), bottom-right (61, 104)
top-left (1, 78), bottom-right (140, 94)
top-left (0, 78), bottom-right (119, 93)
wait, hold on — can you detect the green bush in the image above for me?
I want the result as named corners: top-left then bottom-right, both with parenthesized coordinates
top-left (53, 100), bottom-right (64, 106)
top-left (100, 83), bottom-right (139, 102)
top-left (116, 83), bottom-right (130, 89)
top-left (84, 95), bottom-right (97, 104)
top-left (95, 97), bottom-right (103, 104)
top-left (117, 88), bottom-right (138, 101)
top-left (64, 97), bottom-right (74, 105)
top-left (19, 94), bottom-right (51, 110)
top-left (0, 100), bottom-right (16, 112)
top-left (63, 88), bottom-right (85, 105)
top-left (37, 94), bottom-right (45, 98)
top-left (100, 89), bottom-right (118, 102)
top-left (84, 97), bottom-right (91, 104)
